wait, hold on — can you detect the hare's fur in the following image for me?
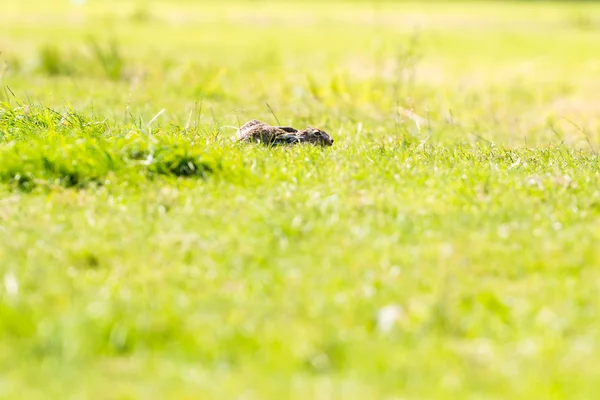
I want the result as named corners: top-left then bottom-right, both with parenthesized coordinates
top-left (234, 120), bottom-right (334, 146)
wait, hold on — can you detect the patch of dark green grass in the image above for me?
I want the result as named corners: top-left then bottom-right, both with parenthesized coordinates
top-left (0, 130), bottom-right (223, 192)
top-left (149, 146), bottom-right (217, 178)
top-left (0, 103), bottom-right (225, 189)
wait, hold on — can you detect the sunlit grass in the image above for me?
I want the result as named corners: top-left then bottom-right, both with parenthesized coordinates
top-left (2, 1), bottom-right (600, 398)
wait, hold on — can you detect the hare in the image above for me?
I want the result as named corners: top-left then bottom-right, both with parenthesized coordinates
top-left (234, 120), bottom-right (334, 146)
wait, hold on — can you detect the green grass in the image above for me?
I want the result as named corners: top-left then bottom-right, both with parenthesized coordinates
top-left (2, 1), bottom-right (600, 398)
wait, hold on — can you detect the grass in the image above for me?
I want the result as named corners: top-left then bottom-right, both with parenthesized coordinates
top-left (2, 0), bottom-right (600, 398)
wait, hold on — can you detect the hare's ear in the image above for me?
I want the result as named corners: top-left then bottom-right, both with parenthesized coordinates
top-left (276, 126), bottom-right (298, 133)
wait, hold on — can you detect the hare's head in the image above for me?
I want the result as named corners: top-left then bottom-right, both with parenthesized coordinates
top-left (299, 128), bottom-right (334, 146)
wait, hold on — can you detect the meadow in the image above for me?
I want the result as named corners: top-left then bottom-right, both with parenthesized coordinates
top-left (2, 1), bottom-right (600, 398)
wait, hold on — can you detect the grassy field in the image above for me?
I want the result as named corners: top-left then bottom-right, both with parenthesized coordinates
top-left (2, 0), bottom-right (600, 398)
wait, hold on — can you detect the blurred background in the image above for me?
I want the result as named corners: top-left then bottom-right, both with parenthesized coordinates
top-left (2, 0), bottom-right (600, 146)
